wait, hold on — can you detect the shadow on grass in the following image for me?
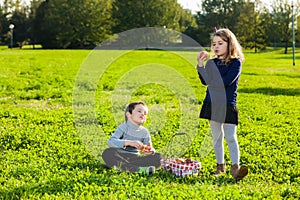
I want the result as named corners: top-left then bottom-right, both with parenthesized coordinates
top-left (239, 87), bottom-right (300, 96)
top-left (153, 169), bottom-right (238, 186)
top-left (242, 72), bottom-right (300, 79)
top-left (1, 166), bottom-right (242, 198)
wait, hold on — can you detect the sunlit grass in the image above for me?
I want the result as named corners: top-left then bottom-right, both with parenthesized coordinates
top-left (0, 48), bottom-right (299, 199)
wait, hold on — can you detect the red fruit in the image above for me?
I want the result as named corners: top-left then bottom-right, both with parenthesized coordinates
top-left (141, 145), bottom-right (151, 152)
top-left (198, 51), bottom-right (209, 61)
top-left (175, 158), bottom-right (185, 164)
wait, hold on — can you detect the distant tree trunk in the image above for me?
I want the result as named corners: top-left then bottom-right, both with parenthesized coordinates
top-left (284, 40), bottom-right (288, 54)
top-left (270, 0), bottom-right (300, 54)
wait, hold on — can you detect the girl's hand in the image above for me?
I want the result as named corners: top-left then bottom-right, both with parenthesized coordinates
top-left (197, 51), bottom-right (209, 67)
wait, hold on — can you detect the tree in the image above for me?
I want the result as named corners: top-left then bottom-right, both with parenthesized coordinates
top-left (109, 0), bottom-right (197, 48)
top-left (296, 15), bottom-right (300, 44)
top-left (187, 13), bottom-right (211, 46)
top-left (10, 10), bottom-right (30, 47)
top-left (0, 5), bottom-right (8, 44)
top-left (0, 0), bottom-right (30, 48)
top-left (260, 9), bottom-right (278, 47)
top-left (34, 0), bottom-right (114, 49)
top-left (236, 0), bottom-right (268, 52)
top-left (178, 9), bottom-right (198, 34)
top-left (195, 0), bottom-right (244, 46)
top-left (27, 0), bottom-right (44, 48)
top-left (111, 0), bottom-right (194, 33)
top-left (270, 0), bottom-right (299, 53)
top-left (200, 0), bottom-right (241, 33)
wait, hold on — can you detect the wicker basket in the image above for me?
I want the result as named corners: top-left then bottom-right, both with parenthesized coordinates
top-left (160, 158), bottom-right (201, 177)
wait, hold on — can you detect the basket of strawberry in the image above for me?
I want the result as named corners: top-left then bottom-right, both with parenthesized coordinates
top-left (160, 158), bottom-right (201, 177)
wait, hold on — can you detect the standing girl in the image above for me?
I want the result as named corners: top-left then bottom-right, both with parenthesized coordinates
top-left (197, 28), bottom-right (248, 180)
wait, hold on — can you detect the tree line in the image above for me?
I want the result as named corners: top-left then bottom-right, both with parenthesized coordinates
top-left (0, 0), bottom-right (299, 52)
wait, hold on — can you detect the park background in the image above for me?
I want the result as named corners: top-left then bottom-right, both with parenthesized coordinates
top-left (1, 0), bottom-right (300, 199)
top-left (0, 0), bottom-right (300, 52)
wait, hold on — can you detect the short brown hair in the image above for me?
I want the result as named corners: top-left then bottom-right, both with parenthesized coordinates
top-left (125, 101), bottom-right (147, 121)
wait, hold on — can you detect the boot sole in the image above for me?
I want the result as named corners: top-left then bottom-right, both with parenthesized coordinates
top-left (236, 165), bottom-right (248, 180)
top-left (214, 171), bottom-right (226, 177)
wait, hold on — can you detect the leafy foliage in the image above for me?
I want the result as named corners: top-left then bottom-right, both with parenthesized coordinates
top-left (269, 0), bottom-right (298, 53)
top-left (112, 0), bottom-right (195, 33)
top-left (1, 0), bottom-right (300, 50)
top-left (193, 0), bottom-right (300, 52)
top-left (34, 0), bottom-right (113, 48)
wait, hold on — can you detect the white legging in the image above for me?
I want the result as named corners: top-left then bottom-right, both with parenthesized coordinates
top-left (210, 120), bottom-right (240, 165)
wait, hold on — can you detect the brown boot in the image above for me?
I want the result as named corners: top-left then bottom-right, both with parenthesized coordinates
top-left (214, 163), bottom-right (226, 177)
top-left (230, 164), bottom-right (248, 180)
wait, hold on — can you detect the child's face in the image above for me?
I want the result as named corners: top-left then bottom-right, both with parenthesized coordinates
top-left (212, 36), bottom-right (228, 59)
top-left (126, 104), bottom-right (148, 125)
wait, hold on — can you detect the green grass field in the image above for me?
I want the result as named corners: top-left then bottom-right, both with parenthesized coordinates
top-left (0, 46), bottom-right (299, 199)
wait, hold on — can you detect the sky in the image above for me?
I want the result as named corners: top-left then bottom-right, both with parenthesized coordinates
top-left (177, 0), bottom-right (201, 13)
top-left (0, 0), bottom-right (296, 12)
top-left (178, 0), bottom-right (298, 13)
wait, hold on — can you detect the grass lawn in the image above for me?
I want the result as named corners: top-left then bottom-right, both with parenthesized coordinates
top-left (0, 46), bottom-right (299, 199)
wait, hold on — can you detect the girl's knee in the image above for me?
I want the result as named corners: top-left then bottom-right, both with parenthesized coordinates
top-left (102, 148), bottom-right (116, 160)
top-left (154, 153), bottom-right (163, 161)
top-left (225, 135), bottom-right (238, 144)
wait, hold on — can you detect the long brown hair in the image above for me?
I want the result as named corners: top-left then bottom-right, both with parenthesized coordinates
top-left (212, 28), bottom-right (245, 64)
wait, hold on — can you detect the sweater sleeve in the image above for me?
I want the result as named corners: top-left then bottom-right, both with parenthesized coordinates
top-left (108, 124), bottom-right (126, 148)
top-left (221, 59), bottom-right (242, 87)
top-left (197, 66), bottom-right (207, 85)
top-left (197, 59), bottom-right (215, 85)
top-left (197, 59), bottom-right (221, 86)
top-left (142, 130), bottom-right (151, 145)
top-left (142, 130), bottom-right (156, 153)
